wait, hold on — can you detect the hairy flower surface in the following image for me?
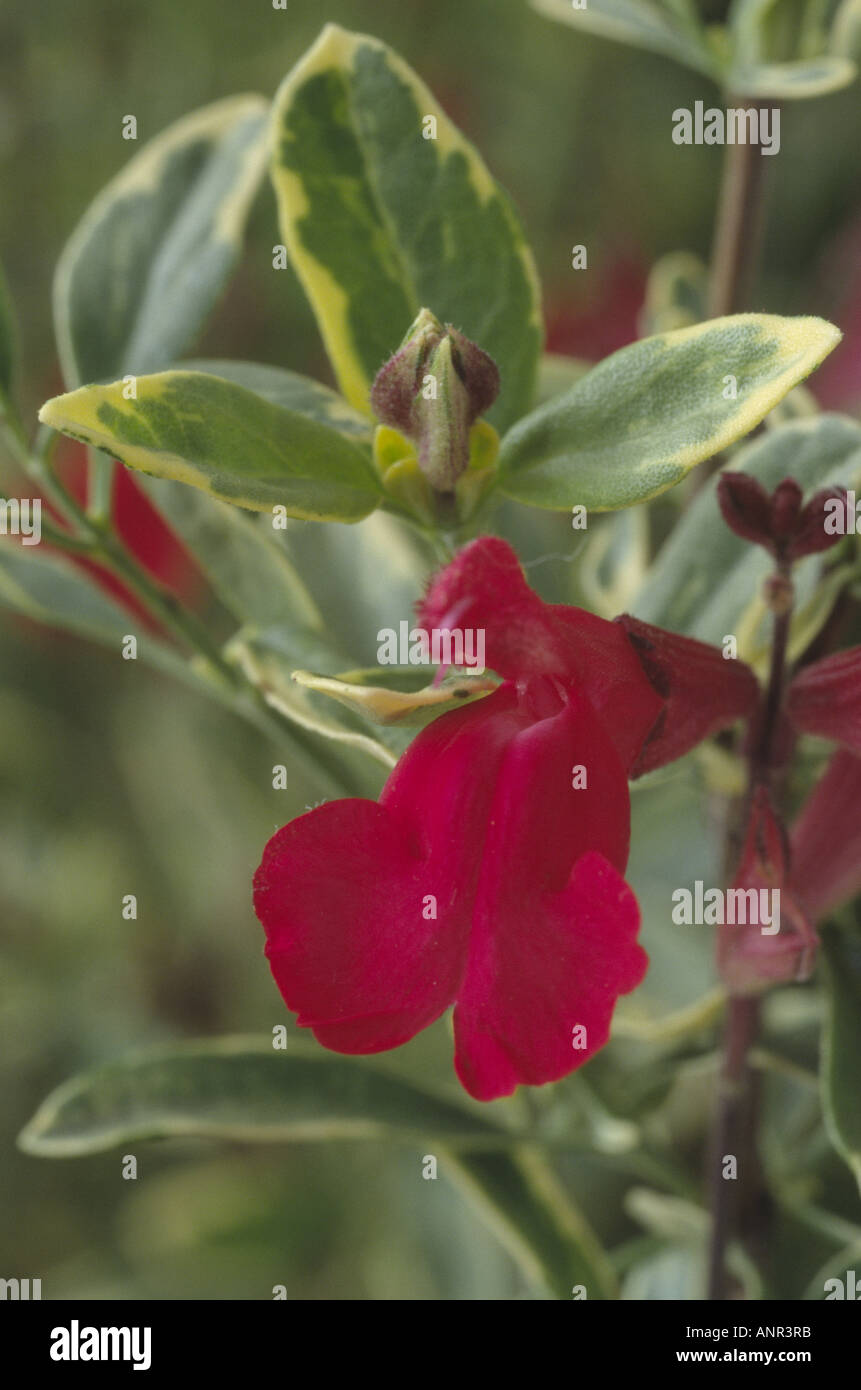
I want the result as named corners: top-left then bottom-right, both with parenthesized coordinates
top-left (254, 538), bottom-right (758, 1099)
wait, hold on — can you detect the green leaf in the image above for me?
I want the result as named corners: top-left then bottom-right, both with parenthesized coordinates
top-left (535, 353), bottom-right (592, 406)
top-left (0, 260), bottom-right (15, 403)
top-left (292, 668), bottom-right (497, 727)
top-left (136, 477), bottom-right (323, 632)
top-left (0, 541), bottom-right (208, 692)
top-left (16, 1038), bottom-right (511, 1156)
top-left (19, 1039), bottom-right (618, 1298)
top-left (270, 23), bottom-right (542, 431)
top-left (228, 627), bottom-right (400, 770)
top-left (179, 359), bottom-right (372, 441)
top-left (729, 56), bottom-right (856, 95)
top-left (821, 921), bottom-right (861, 1194)
top-left (497, 314), bottom-right (841, 512)
top-left (531, 0), bottom-right (718, 77)
top-left (633, 414), bottom-right (861, 650)
top-left (447, 1149), bottom-right (618, 1299)
top-left (38, 371), bottom-right (383, 522)
top-left (54, 96), bottom-right (269, 386)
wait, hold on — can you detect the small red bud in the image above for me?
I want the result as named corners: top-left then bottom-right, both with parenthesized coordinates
top-left (717, 472), bottom-right (775, 549)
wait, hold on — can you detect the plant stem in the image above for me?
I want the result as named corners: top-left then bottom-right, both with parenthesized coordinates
top-left (707, 995), bottom-right (762, 1298)
top-left (707, 563), bottom-right (793, 1298)
top-left (708, 100), bottom-right (773, 319)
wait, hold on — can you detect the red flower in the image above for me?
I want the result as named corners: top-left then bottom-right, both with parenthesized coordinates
top-left (718, 786), bottom-right (817, 994)
top-left (253, 538), bottom-right (758, 1100)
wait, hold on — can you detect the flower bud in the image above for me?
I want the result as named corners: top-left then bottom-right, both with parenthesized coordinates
top-left (717, 786), bottom-right (817, 994)
top-left (370, 309), bottom-right (500, 491)
top-left (717, 472), bottom-right (847, 563)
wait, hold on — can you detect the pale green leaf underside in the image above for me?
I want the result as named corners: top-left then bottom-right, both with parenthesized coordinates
top-left (821, 924), bottom-right (861, 1195)
top-left (270, 23), bottom-right (542, 431)
top-left (54, 96), bottom-right (269, 387)
top-left (498, 314), bottom-right (841, 512)
top-left (531, 0), bottom-right (718, 77)
top-left (39, 371), bottom-right (382, 522)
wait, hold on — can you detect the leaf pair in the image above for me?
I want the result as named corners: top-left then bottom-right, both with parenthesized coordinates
top-left (533, 0), bottom-right (859, 99)
top-left (39, 23), bottom-right (842, 526)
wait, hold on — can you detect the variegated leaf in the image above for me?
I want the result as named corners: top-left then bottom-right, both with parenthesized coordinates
top-left (497, 314), bottom-right (841, 512)
top-left (179, 359), bottom-right (372, 441)
top-left (55, 96), bottom-right (269, 386)
top-left (39, 371), bottom-right (383, 522)
top-left (270, 23), bottom-right (542, 431)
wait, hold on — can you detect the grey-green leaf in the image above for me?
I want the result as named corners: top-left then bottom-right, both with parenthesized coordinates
top-left (17, 1038), bottom-right (510, 1156)
top-left (498, 314), bottom-right (841, 512)
top-left (54, 96), bottom-right (269, 387)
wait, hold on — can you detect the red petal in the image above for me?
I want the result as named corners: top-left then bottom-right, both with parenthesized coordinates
top-left (254, 799), bottom-right (466, 1051)
top-left (617, 616), bottom-right (760, 776)
top-left (791, 750), bottom-right (861, 920)
top-left (786, 647), bottom-right (861, 754)
top-left (450, 689), bottom-right (640, 1099)
top-left (419, 537), bottom-right (663, 770)
top-left (454, 853), bottom-right (645, 1100)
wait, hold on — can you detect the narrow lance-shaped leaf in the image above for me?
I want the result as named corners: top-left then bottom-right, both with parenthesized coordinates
top-left (17, 1040), bottom-right (618, 1299)
top-left (16, 1040), bottom-right (516, 1156)
top-left (498, 314), bottom-right (841, 512)
top-left (270, 23), bottom-right (542, 431)
top-left (531, 0), bottom-right (718, 77)
top-left (38, 371), bottom-right (383, 523)
top-left (821, 921), bottom-right (861, 1195)
top-left (54, 96), bottom-right (269, 386)
top-left (292, 668), bottom-right (498, 727)
top-left (447, 1149), bottom-right (618, 1300)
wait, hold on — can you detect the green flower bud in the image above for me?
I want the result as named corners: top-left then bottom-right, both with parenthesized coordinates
top-left (370, 308), bottom-right (500, 491)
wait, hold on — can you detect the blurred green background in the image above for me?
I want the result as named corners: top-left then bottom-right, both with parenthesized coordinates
top-left (2, 0), bottom-right (861, 1299)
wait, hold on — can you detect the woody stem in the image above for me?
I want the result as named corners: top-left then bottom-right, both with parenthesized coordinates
top-left (708, 98), bottom-right (771, 319)
top-left (707, 561), bottom-right (793, 1299)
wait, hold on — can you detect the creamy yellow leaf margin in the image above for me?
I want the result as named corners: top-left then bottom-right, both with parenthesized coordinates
top-left (269, 23), bottom-right (542, 416)
top-left (54, 95), bottom-right (269, 387)
top-left (38, 372), bottom-right (381, 522)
